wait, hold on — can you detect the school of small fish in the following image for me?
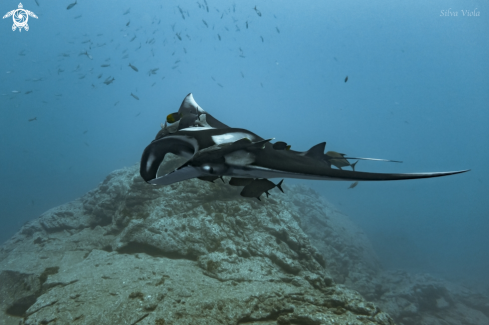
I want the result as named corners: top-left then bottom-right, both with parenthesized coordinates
top-left (2, 0), bottom-right (347, 156)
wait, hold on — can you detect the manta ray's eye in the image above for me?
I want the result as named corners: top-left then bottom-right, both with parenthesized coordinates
top-left (202, 163), bottom-right (227, 175)
top-left (202, 165), bottom-right (213, 173)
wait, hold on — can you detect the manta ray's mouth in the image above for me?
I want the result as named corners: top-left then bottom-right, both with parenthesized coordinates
top-left (156, 153), bottom-right (189, 178)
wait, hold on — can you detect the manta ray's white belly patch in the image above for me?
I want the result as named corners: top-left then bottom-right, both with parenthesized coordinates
top-left (211, 132), bottom-right (254, 145)
top-left (225, 150), bottom-right (256, 166)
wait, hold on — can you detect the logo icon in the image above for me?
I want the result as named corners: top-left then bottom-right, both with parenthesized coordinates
top-left (3, 3), bottom-right (38, 32)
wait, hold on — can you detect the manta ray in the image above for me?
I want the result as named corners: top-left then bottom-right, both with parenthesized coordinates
top-left (140, 93), bottom-right (469, 200)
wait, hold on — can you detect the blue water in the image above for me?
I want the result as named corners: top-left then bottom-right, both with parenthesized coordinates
top-left (1, 0), bottom-right (488, 287)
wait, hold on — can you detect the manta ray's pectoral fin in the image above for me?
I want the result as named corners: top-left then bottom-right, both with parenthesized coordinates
top-left (178, 93), bottom-right (230, 129)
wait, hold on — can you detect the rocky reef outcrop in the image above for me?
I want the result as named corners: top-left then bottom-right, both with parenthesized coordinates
top-left (275, 185), bottom-right (489, 325)
top-left (1, 164), bottom-right (487, 325)
top-left (0, 164), bottom-right (393, 325)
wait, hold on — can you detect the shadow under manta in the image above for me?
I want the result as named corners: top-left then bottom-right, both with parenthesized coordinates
top-left (140, 93), bottom-right (469, 200)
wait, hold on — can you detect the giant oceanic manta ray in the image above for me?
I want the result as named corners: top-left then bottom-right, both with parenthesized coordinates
top-left (140, 93), bottom-right (469, 200)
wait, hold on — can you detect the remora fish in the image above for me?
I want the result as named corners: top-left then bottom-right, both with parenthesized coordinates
top-left (139, 93), bottom-right (469, 199)
top-left (324, 151), bottom-right (358, 170)
top-left (273, 141), bottom-right (290, 150)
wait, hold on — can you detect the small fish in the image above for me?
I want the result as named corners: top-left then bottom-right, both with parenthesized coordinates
top-left (114, 101), bottom-right (119, 106)
top-left (103, 76), bottom-right (115, 85)
top-left (66, 0), bottom-right (77, 10)
top-left (130, 93), bottom-right (139, 100)
top-left (123, 8), bottom-right (130, 15)
top-left (25, 90), bottom-right (33, 94)
top-left (253, 6), bottom-right (262, 17)
top-left (74, 14), bottom-right (82, 19)
top-left (260, 36), bottom-right (264, 42)
top-left (35, 0), bottom-right (39, 6)
top-left (217, 34), bottom-right (221, 41)
top-left (101, 64), bottom-right (110, 67)
top-left (348, 181), bottom-right (358, 189)
top-left (276, 27), bottom-right (280, 33)
top-left (135, 112), bottom-right (141, 117)
top-left (80, 50), bottom-right (92, 59)
top-left (83, 130), bottom-right (88, 134)
top-left (229, 178), bottom-right (253, 187)
top-left (28, 117), bottom-right (37, 122)
top-left (148, 68), bottom-right (159, 75)
top-left (175, 33), bottom-right (182, 40)
top-left (272, 141), bottom-right (291, 150)
top-left (240, 71), bottom-right (244, 78)
top-left (166, 112), bottom-right (180, 123)
top-left (177, 6), bottom-right (185, 20)
top-left (246, 21), bottom-right (248, 29)
top-left (325, 151), bottom-right (358, 171)
top-left (98, 74), bottom-right (102, 79)
top-left (241, 179), bottom-right (284, 200)
top-left (126, 21), bottom-right (130, 27)
top-left (128, 63), bottom-right (138, 72)
top-left (217, 83), bottom-right (223, 88)
top-left (202, 19), bottom-right (208, 27)
top-left (58, 68), bottom-right (64, 74)
top-left (130, 35), bottom-right (136, 42)
top-left (344, 76), bottom-right (348, 83)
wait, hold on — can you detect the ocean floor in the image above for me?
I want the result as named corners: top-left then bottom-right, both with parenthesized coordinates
top-left (0, 164), bottom-right (487, 325)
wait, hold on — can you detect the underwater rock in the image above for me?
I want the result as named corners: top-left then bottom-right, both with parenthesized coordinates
top-left (284, 186), bottom-right (489, 325)
top-left (0, 164), bottom-right (394, 325)
top-left (1, 163), bottom-right (486, 324)
top-left (373, 271), bottom-right (489, 325)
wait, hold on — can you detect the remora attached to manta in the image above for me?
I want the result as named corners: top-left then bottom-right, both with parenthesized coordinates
top-left (140, 93), bottom-right (469, 200)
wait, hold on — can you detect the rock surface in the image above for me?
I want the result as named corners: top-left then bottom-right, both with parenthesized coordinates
top-left (0, 164), bottom-right (393, 325)
top-left (1, 164), bottom-right (488, 325)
